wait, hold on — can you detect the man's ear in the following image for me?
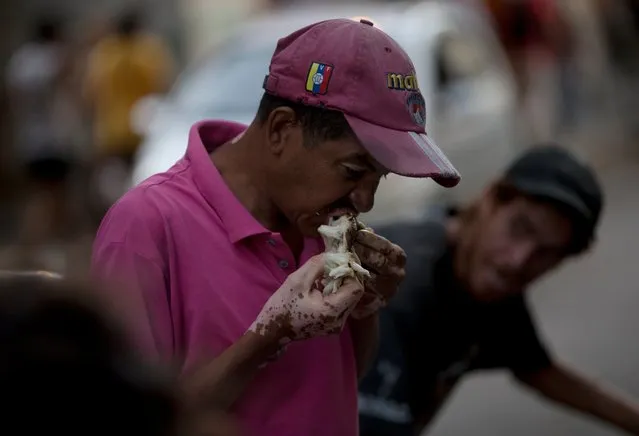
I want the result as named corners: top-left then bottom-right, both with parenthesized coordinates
top-left (263, 106), bottom-right (300, 156)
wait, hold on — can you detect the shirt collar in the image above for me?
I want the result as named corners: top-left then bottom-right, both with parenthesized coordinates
top-left (186, 120), bottom-right (271, 243)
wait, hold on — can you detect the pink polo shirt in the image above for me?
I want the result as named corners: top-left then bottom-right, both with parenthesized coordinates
top-left (91, 120), bottom-right (358, 436)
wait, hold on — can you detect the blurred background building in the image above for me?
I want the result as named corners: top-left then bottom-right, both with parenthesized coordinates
top-left (0, 0), bottom-right (636, 277)
top-left (0, 0), bottom-right (636, 282)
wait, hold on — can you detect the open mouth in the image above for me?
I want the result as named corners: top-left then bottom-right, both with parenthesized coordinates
top-left (317, 208), bottom-right (359, 225)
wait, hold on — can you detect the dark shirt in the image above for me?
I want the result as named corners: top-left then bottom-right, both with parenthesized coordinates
top-left (358, 207), bottom-right (552, 436)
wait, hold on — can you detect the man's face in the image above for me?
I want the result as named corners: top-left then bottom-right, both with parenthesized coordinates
top-left (466, 193), bottom-right (574, 301)
top-left (262, 107), bottom-right (387, 236)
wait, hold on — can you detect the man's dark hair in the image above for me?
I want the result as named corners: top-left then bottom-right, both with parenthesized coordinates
top-left (491, 180), bottom-right (595, 255)
top-left (116, 9), bottom-right (143, 37)
top-left (34, 16), bottom-right (61, 43)
top-left (256, 93), bottom-right (355, 146)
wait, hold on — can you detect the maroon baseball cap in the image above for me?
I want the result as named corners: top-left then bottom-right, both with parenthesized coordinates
top-left (263, 18), bottom-right (461, 187)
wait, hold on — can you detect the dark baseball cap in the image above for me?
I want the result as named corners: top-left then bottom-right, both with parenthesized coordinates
top-left (262, 18), bottom-right (461, 187)
top-left (504, 145), bottom-right (603, 232)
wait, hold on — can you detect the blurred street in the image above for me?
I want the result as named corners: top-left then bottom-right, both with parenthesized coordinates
top-left (429, 146), bottom-right (639, 435)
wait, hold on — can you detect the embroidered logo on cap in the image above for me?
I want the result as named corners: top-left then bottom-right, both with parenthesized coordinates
top-left (406, 92), bottom-right (426, 127)
top-left (386, 72), bottom-right (420, 91)
top-left (306, 62), bottom-right (333, 95)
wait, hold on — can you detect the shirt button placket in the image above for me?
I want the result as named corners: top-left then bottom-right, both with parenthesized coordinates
top-left (266, 236), bottom-right (292, 271)
top-left (278, 259), bottom-right (289, 269)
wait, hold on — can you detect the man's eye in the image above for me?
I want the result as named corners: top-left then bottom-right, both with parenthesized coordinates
top-left (343, 165), bottom-right (367, 180)
top-left (510, 215), bottom-right (532, 238)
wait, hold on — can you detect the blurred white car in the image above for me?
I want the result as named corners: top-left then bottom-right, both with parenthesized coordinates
top-left (132, 1), bottom-right (523, 225)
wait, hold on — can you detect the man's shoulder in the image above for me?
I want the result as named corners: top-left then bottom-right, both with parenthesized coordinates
top-left (95, 162), bottom-right (214, 249)
top-left (380, 207), bottom-right (452, 318)
top-left (94, 184), bottom-right (167, 250)
top-left (375, 208), bottom-right (450, 264)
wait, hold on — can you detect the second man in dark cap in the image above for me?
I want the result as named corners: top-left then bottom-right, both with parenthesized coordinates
top-left (358, 144), bottom-right (639, 435)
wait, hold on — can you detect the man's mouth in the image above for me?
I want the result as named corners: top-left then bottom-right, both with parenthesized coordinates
top-left (488, 267), bottom-right (520, 292)
top-left (316, 208), bottom-right (358, 225)
top-left (328, 208), bottom-right (357, 218)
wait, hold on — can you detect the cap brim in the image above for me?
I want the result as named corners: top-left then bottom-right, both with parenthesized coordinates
top-left (510, 178), bottom-right (592, 221)
top-left (344, 114), bottom-right (461, 187)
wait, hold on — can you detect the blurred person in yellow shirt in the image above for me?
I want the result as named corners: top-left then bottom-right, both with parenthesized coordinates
top-left (84, 8), bottom-right (175, 211)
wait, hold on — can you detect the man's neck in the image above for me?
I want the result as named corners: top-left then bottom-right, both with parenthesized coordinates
top-left (210, 130), bottom-right (289, 233)
top-left (445, 215), bottom-right (460, 244)
top-left (446, 214), bottom-right (475, 299)
top-left (211, 133), bottom-right (306, 261)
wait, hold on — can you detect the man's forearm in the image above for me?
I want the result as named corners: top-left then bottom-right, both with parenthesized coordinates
top-left (350, 314), bottom-right (379, 380)
top-left (180, 331), bottom-right (282, 412)
top-left (517, 363), bottom-right (639, 434)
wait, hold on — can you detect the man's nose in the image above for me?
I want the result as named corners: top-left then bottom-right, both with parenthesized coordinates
top-left (507, 242), bottom-right (534, 270)
top-left (349, 178), bottom-right (379, 214)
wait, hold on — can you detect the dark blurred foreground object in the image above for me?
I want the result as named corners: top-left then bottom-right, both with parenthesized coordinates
top-left (0, 275), bottom-right (179, 436)
top-left (0, 274), bottom-right (239, 436)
